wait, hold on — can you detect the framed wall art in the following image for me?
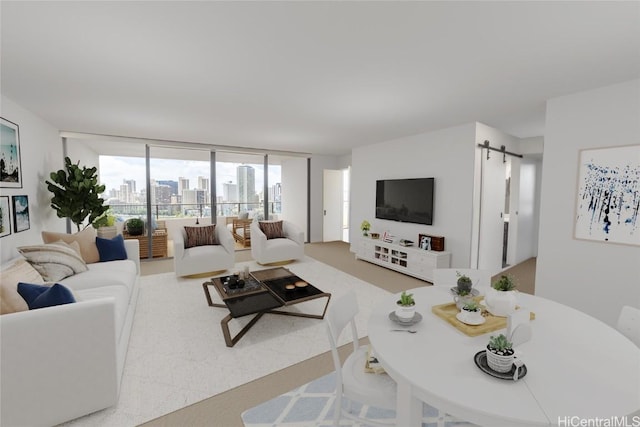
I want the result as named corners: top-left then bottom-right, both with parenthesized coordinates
top-left (12, 195), bottom-right (30, 233)
top-left (1, 117), bottom-right (22, 188)
top-left (574, 144), bottom-right (640, 246)
top-left (0, 196), bottom-right (10, 238)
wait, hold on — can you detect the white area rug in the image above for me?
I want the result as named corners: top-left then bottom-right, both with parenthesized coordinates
top-left (64, 256), bottom-right (391, 426)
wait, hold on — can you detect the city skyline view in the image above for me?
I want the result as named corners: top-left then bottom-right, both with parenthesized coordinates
top-left (99, 156), bottom-right (281, 199)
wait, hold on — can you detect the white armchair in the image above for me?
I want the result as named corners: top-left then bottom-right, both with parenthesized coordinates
top-left (173, 224), bottom-right (235, 276)
top-left (250, 220), bottom-right (304, 265)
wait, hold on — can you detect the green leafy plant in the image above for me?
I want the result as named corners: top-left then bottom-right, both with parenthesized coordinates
top-left (488, 334), bottom-right (513, 355)
top-left (462, 300), bottom-right (479, 312)
top-left (46, 157), bottom-right (109, 231)
top-left (492, 274), bottom-right (516, 292)
top-left (92, 209), bottom-right (116, 228)
top-left (360, 220), bottom-right (371, 235)
top-left (125, 218), bottom-right (145, 236)
top-left (397, 290), bottom-right (415, 306)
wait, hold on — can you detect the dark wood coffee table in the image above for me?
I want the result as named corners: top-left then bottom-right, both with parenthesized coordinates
top-left (202, 267), bottom-right (331, 347)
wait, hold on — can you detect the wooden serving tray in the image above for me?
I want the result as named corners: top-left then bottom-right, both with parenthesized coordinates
top-left (432, 299), bottom-right (535, 337)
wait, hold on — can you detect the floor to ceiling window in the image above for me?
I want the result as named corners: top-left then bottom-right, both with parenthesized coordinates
top-left (65, 135), bottom-right (309, 258)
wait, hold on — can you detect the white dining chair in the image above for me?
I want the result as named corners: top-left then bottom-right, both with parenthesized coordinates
top-left (325, 291), bottom-right (397, 426)
top-left (616, 305), bottom-right (640, 348)
top-left (432, 268), bottom-right (492, 291)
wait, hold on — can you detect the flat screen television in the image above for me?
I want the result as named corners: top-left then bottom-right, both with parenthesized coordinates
top-left (375, 178), bottom-right (434, 225)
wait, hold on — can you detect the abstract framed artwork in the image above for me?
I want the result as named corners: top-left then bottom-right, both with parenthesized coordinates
top-left (418, 234), bottom-right (432, 250)
top-left (0, 196), bottom-right (10, 238)
top-left (12, 195), bottom-right (30, 233)
top-left (574, 144), bottom-right (640, 246)
top-left (0, 117), bottom-right (22, 188)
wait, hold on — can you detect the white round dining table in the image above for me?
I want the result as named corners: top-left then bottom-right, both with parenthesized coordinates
top-left (367, 286), bottom-right (640, 427)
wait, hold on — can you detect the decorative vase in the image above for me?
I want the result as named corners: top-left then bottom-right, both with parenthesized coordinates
top-left (362, 230), bottom-right (369, 236)
top-left (97, 226), bottom-right (117, 239)
top-left (395, 303), bottom-right (415, 321)
top-left (484, 288), bottom-right (517, 317)
top-left (486, 347), bottom-right (515, 373)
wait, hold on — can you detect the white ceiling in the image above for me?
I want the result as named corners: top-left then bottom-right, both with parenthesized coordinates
top-left (2, 1), bottom-right (639, 156)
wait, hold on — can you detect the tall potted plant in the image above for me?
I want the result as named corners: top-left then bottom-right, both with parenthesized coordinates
top-left (46, 157), bottom-right (109, 232)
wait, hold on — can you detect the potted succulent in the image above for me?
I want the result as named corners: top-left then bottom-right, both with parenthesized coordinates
top-left (360, 220), bottom-right (371, 236)
top-left (459, 300), bottom-right (483, 324)
top-left (486, 334), bottom-right (515, 373)
top-left (485, 274), bottom-right (517, 317)
top-left (92, 209), bottom-right (118, 238)
top-left (456, 271), bottom-right (473, 294)
top-left (453, 271), bottom-right (474, 309)
top-left (125, 218), bottom-right (145, 236)
top-left (395, 290), bottom-right (416, 321)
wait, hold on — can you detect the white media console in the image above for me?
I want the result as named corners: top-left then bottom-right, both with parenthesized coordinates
top-left (354, 237), bottom-right (451, 282)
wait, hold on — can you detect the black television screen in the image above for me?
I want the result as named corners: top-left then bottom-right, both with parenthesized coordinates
top-left (375, 178), bottom-right (434, 225)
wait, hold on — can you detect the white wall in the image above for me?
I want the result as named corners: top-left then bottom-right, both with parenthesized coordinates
top-left (281, 157), bottom-right (308, 240)
top-left (351, 123), bottom-right (477, 268)
top-left (1, 96), bottom-right (64, 263)
top-left (536, 79), bottom-right (640, 326)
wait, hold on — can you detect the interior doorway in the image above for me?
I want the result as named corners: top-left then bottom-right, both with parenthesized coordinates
top-left (323, 167), bottom-right (350, 242)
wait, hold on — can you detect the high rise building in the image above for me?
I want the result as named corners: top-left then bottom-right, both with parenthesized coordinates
top-left (222, 181), bottom-right (238, 202)
top-left (237, 165), bottom-right (256, 206)
top-left (123, 179), bottom-right (136, 194)
top-left (197, 176), bottom-right (209, 192)
top-left (152, 184), bottom-right (172, 204)
top-left (178, 177), bottom-right (189, 196)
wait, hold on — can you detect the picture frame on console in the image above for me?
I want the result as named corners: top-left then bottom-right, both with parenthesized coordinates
top-left (419, 234), bottom-right (431, 250)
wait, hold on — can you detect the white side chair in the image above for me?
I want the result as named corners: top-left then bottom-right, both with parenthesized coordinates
top-left (432, 268), bottom-right (492, 293)
top-left (250, 220), bottom-right (304, 264)
top-left (616, 305), bottom-right (640, 348)
top-left (325, 291), bottom-right (396, 426)
top-left (173, 224), bottom-right (235, 276)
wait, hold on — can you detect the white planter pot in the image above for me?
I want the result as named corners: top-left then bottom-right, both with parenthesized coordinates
top-left (484, 288), bottom-right (517, 317)
top-left (486, 347), bottom-right (515, 373)
top-left (395, 304), bottom-right (415, 321)
top-left (460, 308), bottom-right (483, 324)
top-left (97, 226), bottom-right (117, 239)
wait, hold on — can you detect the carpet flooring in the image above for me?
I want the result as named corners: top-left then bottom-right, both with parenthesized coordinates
top-left (64, 255), bottom-right (390, 426)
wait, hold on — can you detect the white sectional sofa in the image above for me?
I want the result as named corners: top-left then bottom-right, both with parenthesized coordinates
top-left (0, 240), bottom-right (141, 427)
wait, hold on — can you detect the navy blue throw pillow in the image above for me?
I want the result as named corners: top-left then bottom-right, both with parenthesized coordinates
top-left (96, 234), bottom-right (128, 262)
top-left (17, 282), bottom-right (76, 310)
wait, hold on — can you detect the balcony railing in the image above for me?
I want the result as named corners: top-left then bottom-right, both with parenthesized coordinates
top-left (108, 202), bottom-right (282, 220)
